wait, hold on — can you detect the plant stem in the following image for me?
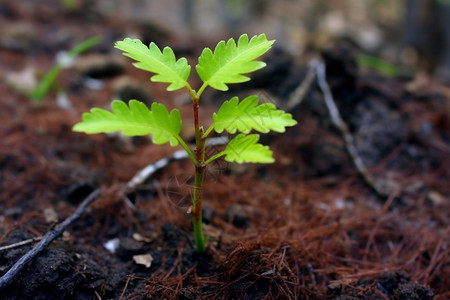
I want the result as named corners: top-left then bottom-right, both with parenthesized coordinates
top-left (196, 83), bottom-right (208, 99)
top-left (175, 135), bottom-right (198, 166)
top-left (189, 87), bottom-right (207, 252)
top-left (202, 124), bottom-right (215, 139)
top-left (192, 163), bottom-right (206, 252)
top-left (191, 95), bottom-right (201, 158)
top-left (204, 151), bottom-right (226, 165)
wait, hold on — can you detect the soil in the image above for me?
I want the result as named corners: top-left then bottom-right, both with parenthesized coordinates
top-left (0, 2), bottom-right (449, 300)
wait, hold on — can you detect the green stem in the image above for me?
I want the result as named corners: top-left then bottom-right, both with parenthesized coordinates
top-left (175, 135), bottom-right (198, 166)
top-left (202, 124), bottom-right (215, 139)
top-left (204, 151), bottom-right (226, 165)
top-left (188, 83), bottom-right (208, 253)
top-left (192, 163), bottom-right (206, 253)
top-left (196, 82), bottom-right (208, 98)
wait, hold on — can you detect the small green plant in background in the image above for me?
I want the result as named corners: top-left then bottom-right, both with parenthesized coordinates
top-left (435, 0), bottom-right (450, 5)
top-left (356, 53), bottom-right (398, 77)
top-left (73, 34), bottom-right (297, 253)
top-left (31, 36), bottom-right (101, 102)
top-left (61, 0), bottom-right (77, 11)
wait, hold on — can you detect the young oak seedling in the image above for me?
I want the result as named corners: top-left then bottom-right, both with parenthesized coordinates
top-left (73, 34), bottom-right (297, 253)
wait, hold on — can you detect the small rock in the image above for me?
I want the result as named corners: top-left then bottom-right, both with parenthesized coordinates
top-left (427, 191), bottom-right (445, 205)
top-left (3, 207), bottom-right (23, 218)
top-left (136, 20), bottom-right (173, 47)
top-left (132, 254), bottom-right (153, 268)
top-left (73, 54), bottom-right (127, 78)
top-left (55, 161), bottom-right (102, 204)
top-left (3, 67), bottom-right (37, 95)
top-left (112, 76), bottom-right (152, 106)
top-left (64, 182), bottom-right (97, 204)
top-left (103, 238), bottom-right (120, 254)
top-left (132, 232), bottom-right (155, 243)
top-left (43, 207), bottom-right (58, 223)
top-left (116, 237), bottom-right (145, 260)
top-left (224, 204), bottom-right (249, 228)
top-left (327, 282), bottom-right (342, 295)
top-left (202, 204), bottom-right (215, 224)
top-left (0, 22), bottom-right (35, 52)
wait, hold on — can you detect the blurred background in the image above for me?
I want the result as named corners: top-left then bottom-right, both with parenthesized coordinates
top-left (1, 0), bottom-right (450, 81)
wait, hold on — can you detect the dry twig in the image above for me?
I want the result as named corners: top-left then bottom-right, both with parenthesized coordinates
top-left (285, 61), bottom-right (317, 111)
top-left (314, 60), bottom-right (387, 198)
top-left (0, 237), bottom-right (43, 252)
top-left (126, 137), bottom-right (228, 194)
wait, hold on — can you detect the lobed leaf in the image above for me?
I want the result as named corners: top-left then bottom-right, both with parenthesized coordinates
top-left (73, 100), bottom-right (182, 146)
top-left (196, 34), bottom-right (274, 91)
top-left (115, 38), bottom-right (191, 91)
top-left (212, 95), bottom-right (297, 134)
top-left (223, 134), bottom-right (274, 163)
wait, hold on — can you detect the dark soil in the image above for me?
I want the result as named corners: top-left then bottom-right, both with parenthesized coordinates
top-left (1, 2), bottom-right (449, 299)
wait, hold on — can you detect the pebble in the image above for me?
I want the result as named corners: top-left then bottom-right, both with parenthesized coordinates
top-left (73, 54), bottom-right (127, 78)
top-left (103, 238), bottom-right (120, 254)
top-left (132, 254), bottom-right (153, 268)
top-left (224, 204), bottom-right (249, 228)
top-left (0, 22), bottom-right (35, 52)
top-left (202, 204), bottom-right (215, 224)
top-left (116, 237), bottom-right (145, 260)
top-left (112, 76), bottom-right (152, 106)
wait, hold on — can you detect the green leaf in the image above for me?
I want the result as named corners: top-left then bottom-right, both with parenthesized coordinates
top-left (30, 65), bottom-right (62, 101)
top-left (73, 100), bottom-right (182, 146)
top-left (223, 134), bottom-right (274, 163)
top-left (357, 54), bottom-right (398, 77)
top-left (212, 95), bottom-right (297, 134)
top-left (196, 34), bottom-right (274, 91)
top-left (31, 36), bottom-right (101, 101)
top-left (115, 38), bottom-right (191, 91)
top-left (67, 36), bottom-right (101, 57)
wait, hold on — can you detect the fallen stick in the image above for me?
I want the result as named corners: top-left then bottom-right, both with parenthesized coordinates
top-left (0, 188), bottom-right (101, 291)
top-left (0, 139), bottom-right (224, 289)
top-left (126, 137), bottom-right (229, 194)
top-left (126, 149), bottom-right (188, 194)
top-left (314, 60), bottom-right (387, 198)
top-left (285, 61), bottom-right (317, 111)
top-left (0, 237), bottom-right (43, 252)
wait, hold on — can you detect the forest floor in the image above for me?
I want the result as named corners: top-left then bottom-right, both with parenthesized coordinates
top-left (0, 2), bottom-right (449, 299)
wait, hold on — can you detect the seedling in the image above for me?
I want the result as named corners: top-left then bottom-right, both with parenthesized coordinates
top-left (61, 0), bottom-right (77, 11)
top-left (31, 36), bottom-right (101, 102)
top-left (73, 34), bottom-right (297, 253)
top-left (357, 54), bottom-right (398, 77)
